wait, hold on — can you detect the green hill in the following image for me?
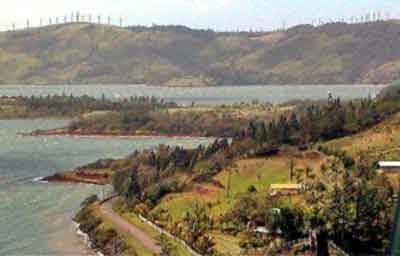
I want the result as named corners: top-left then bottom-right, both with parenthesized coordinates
top-left (2, 21), bottom-right (400, 85)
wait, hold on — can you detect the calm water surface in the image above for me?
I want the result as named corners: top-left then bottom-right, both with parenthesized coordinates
top-left (0, 119), bottom-right (212, 255)
top-left (0, 84), bottom-right (385, 105)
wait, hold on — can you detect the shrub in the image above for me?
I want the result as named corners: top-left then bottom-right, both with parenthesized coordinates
top-left (80, 194), bottom-right (98, 208)
top-left (247, 185), bottom-right (257, 193)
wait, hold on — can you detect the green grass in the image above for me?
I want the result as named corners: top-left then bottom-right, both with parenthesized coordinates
top-left (211, 232), bottom-right (243, 256)
top-left (324, 112), bottom-right (400, 163)
top-left (151, 156), bottom-right (290, 222)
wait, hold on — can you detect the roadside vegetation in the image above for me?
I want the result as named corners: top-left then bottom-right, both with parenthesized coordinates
top-left (75, 198), bottom-right (141, 255)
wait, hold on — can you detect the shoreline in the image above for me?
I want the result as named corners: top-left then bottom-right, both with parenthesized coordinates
top-left (74, 221), bottom-right (104, 256)
top-left (20, 131), bottom-right (215, 140)
top-left (0, 83), bottom-right (388, 87)
top-left (37, 174), bottom-right (108, 185)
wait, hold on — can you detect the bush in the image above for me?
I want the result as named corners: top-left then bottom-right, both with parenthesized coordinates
top-left (79, 217), bottom-right (102, 234)
top-left (80, 194), bottom-right (98, 207)
top-left (147, 184), bottom-right (171, 205)
top-left (93, 229), bottom-right (118, 248)
top-left (247, 185), bottom-right (257, 193)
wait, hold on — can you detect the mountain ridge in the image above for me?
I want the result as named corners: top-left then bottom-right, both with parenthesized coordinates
top-left (1, 21), bottom-right (400, 85)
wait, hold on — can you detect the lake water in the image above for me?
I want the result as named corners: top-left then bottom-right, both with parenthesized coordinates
top-left (0, 84), bottom-right (385, 106)
top-left (0, 119), bottom-right (212, 255)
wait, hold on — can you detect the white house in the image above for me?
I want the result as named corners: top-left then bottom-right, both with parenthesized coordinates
top-left (378, 161), bottom-right (400, 172)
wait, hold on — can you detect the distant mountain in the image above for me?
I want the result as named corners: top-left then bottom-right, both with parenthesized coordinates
top-left (1, 21), bottom-right (400, 86)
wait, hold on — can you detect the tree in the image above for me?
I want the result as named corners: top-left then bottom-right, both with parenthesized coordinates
top-left (303, 158), bottom-right (395, 254)
top-left (112, 168), bottom-right (140, 201)
top-left (181, 203), bottom-right (215, 254)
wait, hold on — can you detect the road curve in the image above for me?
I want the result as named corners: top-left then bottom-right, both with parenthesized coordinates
top-left (99, 199), bottom-right (162, 254)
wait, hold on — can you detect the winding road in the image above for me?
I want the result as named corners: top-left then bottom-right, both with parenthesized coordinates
top-left (99, 198), bottom-right (162, 254)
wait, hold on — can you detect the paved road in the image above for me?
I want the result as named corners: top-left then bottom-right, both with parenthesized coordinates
top-left (99, 199), bottom-right (162, 254)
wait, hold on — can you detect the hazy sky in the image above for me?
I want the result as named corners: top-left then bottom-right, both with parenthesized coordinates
top-left (0, 0), bottom-right (399, 31)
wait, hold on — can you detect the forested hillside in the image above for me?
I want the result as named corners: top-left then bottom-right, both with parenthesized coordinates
top-left (1, 21), bottom-right (400, 85)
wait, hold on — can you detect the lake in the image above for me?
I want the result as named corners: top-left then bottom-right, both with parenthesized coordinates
top-left (0, 84), bottom-right (385, 106)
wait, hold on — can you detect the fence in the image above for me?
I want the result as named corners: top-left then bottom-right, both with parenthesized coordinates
top-left (138, 214), bottom-right (202, 256)
top-left (328, 241), bottom-right (350, 256)
top-left (284, 238), bottom-right (311, 248)
top-left (266, 237), bottom-right (310, 255)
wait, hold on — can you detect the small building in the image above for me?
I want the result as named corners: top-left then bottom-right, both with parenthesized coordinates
top-left (270, 183), bottom-right (304, 191)
top-left (378, 161), bottom-right (400, 172)
top-left (269, 183), bottom-right (304, 196)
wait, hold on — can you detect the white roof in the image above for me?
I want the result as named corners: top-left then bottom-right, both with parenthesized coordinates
top-left (254, 227), bottom-right (269, 234)
top-left (270, 184), bottom-right (303, 190)
top-left (379, 161), bottom-right (400, 167)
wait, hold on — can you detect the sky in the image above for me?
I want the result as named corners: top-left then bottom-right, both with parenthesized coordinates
top-left (0, 0), bottom-right (399, 31)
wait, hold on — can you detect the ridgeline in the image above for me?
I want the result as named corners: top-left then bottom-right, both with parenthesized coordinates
top-left (1, 21), bottom-right (400, 85)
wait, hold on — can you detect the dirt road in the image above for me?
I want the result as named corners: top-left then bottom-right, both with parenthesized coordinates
top-left (99, 199), bottom-right (162, 254)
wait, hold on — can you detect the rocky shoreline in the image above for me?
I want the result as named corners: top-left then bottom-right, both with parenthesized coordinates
top-left (74, 222), bottom-right (105, 256)
top-left (21, 129), bottom-right (213, 140)
top-left (39, 173), bottom-right (109, 185)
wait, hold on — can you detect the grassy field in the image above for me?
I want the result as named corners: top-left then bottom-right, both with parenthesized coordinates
top-left (166, 103), bottom-right (294, 120)
top-left (150, 156), bottom-right (289, 222)
top-left (0, 98), bottom-right (28, 118)
top-left (151, 151), bottom-right (325, 222)
top-left (324, 112), bottom-right (400, 163)
top-left (211, 232), bottom-right (243, 255)
top-left (147, 151), bottom-right (326, 255)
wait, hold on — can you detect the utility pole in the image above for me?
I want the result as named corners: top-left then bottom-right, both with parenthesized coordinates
top-left (108, 16), bottom-right (111, 25)
top-left (289, 156), bottom-right (295, 182)
top-left (120, 16), bottom-right (123, 27)
top-left (12, 22), bottom-right (15, 31)
top-left (226, 167), bottom-right (232, 197)
top-left (71, 12), bottom-right (74, 23)
top-left (56, 17), bottom-right (59, 24)
top-left (98, 14), bottom-right (101, 24)
top-left (49, 18), bottom-right (52, 25)
top-left (26, 19), bottom-right (29, 29)
top-left (76, 11), bottom-right (80, 22)
top-left (64, 15), bottom-right (67, 23)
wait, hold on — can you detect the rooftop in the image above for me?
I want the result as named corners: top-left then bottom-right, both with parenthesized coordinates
top-left (270, 184), bottom-right (303, 190)
top-left (379, 161), bottom-right (400, 167)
